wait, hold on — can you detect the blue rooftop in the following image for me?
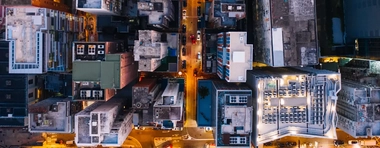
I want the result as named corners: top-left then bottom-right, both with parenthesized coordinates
top-left (197, 80), bottom-right (213, 127)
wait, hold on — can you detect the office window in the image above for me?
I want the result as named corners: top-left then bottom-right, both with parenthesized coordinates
top-left (28, 79), bottom-right (34, 84)
top-left (5, 80), bottom-right (11, 86)
top-left (6, 94), bottom-right (11, 99)
top-left (29, 92), bottom-right (34, 98)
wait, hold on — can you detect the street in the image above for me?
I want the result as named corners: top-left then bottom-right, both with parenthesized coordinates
top-left (182, 0), bottom-right (204, 128)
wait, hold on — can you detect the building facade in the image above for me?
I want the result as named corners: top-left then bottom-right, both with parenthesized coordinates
top-left (246, 67), bottom-right (341, 146)
top-left (134, 30), bottom-right (168, 72)
top-left (0, 40), bottom-right (37, 127)
top-left (212, 81), bottom-right (253, 147)
top-left (6, 7), bottom-right (82, 74)
top-left (217, 32), bottom-right (253, 82)
top-left (74, 97), bottom-right (134, 147)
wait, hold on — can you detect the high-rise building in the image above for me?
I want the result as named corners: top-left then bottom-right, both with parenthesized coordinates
top-left (0, 40), bottom-right (37, 127)
top-left (76, 0), bottom-right (124, 15)
top-left (134, 30), bottom-right (168, 72)
top-left (211, 81), bottom-right (253, 147)
top-left (253, 0), bottom-right (318, 67)
top-left (72, 41), bottom-right (137, 101)
top-left (217, 32), bottom-right (253, 82)
top-left (246, 67), bottom-right (341, 146)
top-left (153, 83), bottom-right (184, 130)
top-left (137, 0), bottom-right (174, 28)
top-left (74, 97), bottom-right (134, 147)
top-left (209, 0), bottom-right (246, 28)
top-left (28, 97), bottom-right (74, 133)
top-left (5, 7), bottom-right (82, 74)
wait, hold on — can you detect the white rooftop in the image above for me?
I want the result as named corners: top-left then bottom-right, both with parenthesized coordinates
top-left (226, 32), bottom-right (253, 82)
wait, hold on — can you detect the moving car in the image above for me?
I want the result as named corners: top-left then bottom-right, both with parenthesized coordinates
top-left (197, 52), bottom-right (201, 60)
top-left (190, 35), bottom-right (196, 44)
top-left (348, 140), bottom-right (359, 145)
top-left (334, 140), bottom-right (344, 146)
top-left (197, 30), bottom-right (201, 40)
top-left (182, 10), bottom-right (187, 20)
top-left (193, 69), bottom-right (198, 76)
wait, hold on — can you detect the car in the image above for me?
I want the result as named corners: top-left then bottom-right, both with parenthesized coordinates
top-left (182, 47), bottom-right (186, 56)
top-left (183, 1), bottom-right (187, 7)
top-left (197, 30), bottom-right (201, 40)
top-left (197, 6), bottom-right (201, 16)
top-left (190, 35), bottom-right (196, 44)
top-left (182, 35), bottom-right (186, 45)
top-left (263, 142), bottom-right (273, 146)
top-left (182, 24), bottom-right (186, 33)
top-left (334, 140), bottom-right (344, 146)
top-left (182, 10), bottom-right (187, 20)
top-left (286, 141), bottom-right (297, 146)
top-left (348, 140), bottom-right (359, 145)
top-left (193, 69), bottom-right (198, 76)
top-left (197, 52), bottom-right (201, 60)
top-left (182, 60), bottom-right (186, 69)
top-left (205, 127), bottom-right (213, 132)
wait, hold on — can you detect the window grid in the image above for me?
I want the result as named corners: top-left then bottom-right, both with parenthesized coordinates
top-left (88, 45), bottom-right (96, 55)
top-left (239, 96), bottom-right (248, 103)
top-left (77, 45), bottom-right (84, 55)
top-left (230, 96), bottom-right (237, 103)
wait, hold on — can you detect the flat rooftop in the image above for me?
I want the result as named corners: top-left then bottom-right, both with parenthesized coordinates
top-left (7, 8), bottom-right (46, 64)
top-left (29, 98), bottom-right (71, 133)
top-left (221, 106), bottom-right (252, 134)
top-left (226, 32), bottom-right (253, 82)
top-left (254, 0), bottom-right (318, 66)
top-left (138, 0), bottom-right (169, 24)
top-left (249, 67), bottom-right (340, 144)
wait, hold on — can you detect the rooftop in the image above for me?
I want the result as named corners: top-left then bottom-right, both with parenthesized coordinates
top-left (254, 0), bottom-right (318, 66)
top-left (213, 1), bottom-right (245, 27)
top-left (221, 105), bottom-right (252, 134)
top-left (28, 97), bottom-right (72, 133)
top-left (137, 0), bottom-right (171, 25)
top-left (247, 67), bottom-right (341, 145)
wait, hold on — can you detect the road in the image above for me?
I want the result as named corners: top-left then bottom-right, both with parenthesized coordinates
top-left (182, 0), bottom-right (204, 128)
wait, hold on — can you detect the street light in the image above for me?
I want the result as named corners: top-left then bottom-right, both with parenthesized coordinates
top-left (178, 71), bottom-right (183, 76)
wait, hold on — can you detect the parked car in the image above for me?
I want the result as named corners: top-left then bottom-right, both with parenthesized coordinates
top-left (182, 10), bottom-right (187, 20)
top-left (182, 60), bottom-right (186, 69)
top-left (197, 52), bottom-right (201, 60)
top-left (182, 47), bottom-right (186, 56)
top-left (286, 141), bottom-right (297, 146)
top-left (182, 24), bottom-right (186, 33)
top-left (197, 30), bottom-right (201, 40)
top-left (183, 1), bottom-right (187, 7)
top-left (263, 142), bottom-right (273, 146)
top-left (334, 140), bottom-right (344, 146)
top-left (197, 6), bottom-right (201, 16)
top-left (182, 35), bottom-right (186, 45)
top-left (193, 69), bottom-right (198, 76)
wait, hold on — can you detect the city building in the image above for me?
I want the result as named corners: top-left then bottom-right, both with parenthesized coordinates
top-left (217, 32), bottom-right (253, 82)
top-left (0, 40), bottom-right (38, 127)
top-left (209, 0), bottom-right (246, 28)
top-left (137, 0), bottom-right (174, 28)
top-left (153, 83), bottom-right (184, 130)
top-left (72, 41), bottom-right (137, 101)
top-left (28, 97), bottom-right (74, 133)
top-left (343, 0), bottom-right (380, 43)
top-left (354, 38), bottom-right (380, 59)
top-left (211, 81), bottom-right (253, 147)
top-left (1, 0), bottom-right (73, 13)
top-left (253, 0), bottom-right (318, 67)
top-left (5, 7), bottom-right (82, 74)
top-left (0, 5), bottom-right (5, 36)
top-left (75, 97), bottom-right (134, 147)
top-left (76, 0), bottom-right (124, 15)
top-left (246, 67), bottom-right (341, 146)
top-left (44, 73), bottom-right (73, 97)
top-left (134, 30), bottom-right (168, 72)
